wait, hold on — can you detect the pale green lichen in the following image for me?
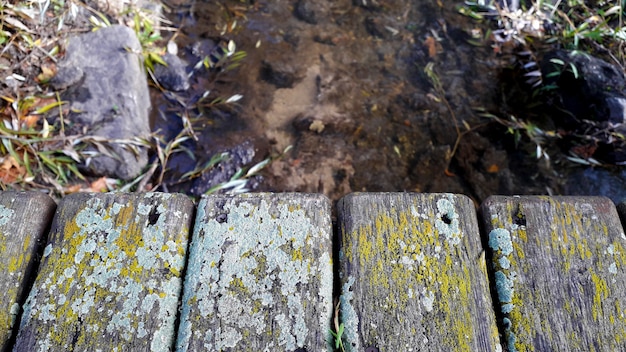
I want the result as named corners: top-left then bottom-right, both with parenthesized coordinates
top-left (499, 257), bottom-right (511, 270)
top-left (17, 193), bottom-right (189, 352)
top-left (435, 195), bottom-right (462, 245)
top-left (488, 227), bottom-right (517, 352)
top-left (502, 317), bottom-right (517, 350)
top-left (176, 195), bottom-right (333, 351)
top-left (495, 271), bottom-right (514, 303)
top-left (489, 228), bottom-right (513, 255)
top-left (421, 288), bottom-right (435, 312)
top-left (43, 244), bottom-right (53, 258)
top-left (0, 204), bottom-right (14, 227)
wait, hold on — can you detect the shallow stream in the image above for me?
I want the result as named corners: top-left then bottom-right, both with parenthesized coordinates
top-left (152, 0), bottom-right (626, 204)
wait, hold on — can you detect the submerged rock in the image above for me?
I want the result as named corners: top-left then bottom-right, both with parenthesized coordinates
top-left (294, 0), bottom-right (317, 24)
top-left (53, 25), bottom-right (150, 180)
top-left (153, 53), bottom-right (190, 92)
top-left (541, 50), bottom-right (626, 162)
top-left (260, 60), bottom-right (300, 88)
top-left (189, 141), bottom-right (260, 196)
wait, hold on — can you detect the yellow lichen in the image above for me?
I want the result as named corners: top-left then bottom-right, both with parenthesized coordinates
top-left (590, 270), bottom-right (609, 321)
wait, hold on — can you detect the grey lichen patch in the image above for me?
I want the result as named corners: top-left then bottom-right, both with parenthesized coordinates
top-left (489, 228), bottom-right (513, 256)
top-left (177, 194), bottom-right (333, 352)
top-left (0, 204), bottom-right (15, 227)
top-left (435, 195), bottom-right (462, 245)
top-left (488, 228), bottom-right (517, 352)
top-left (14, 193), bottom-right (192, 352)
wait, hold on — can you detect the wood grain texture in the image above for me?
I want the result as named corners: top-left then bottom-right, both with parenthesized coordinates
top-left (337, 193), bottom-right (499, 352)
top-left (481, 196), bottom-right (626, 351)
top-left (13, 192), bottom-right (194, 352)
top-left (0, 192), bottom-right (55, 351)
top-left (176, 193), bottom-right (334, 352)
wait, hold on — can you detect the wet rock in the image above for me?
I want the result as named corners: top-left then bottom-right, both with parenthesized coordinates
top-left (190, 39), bottom-right (217, 59)
top-left (542, 50), bottom-right (626, 126)
top-left (260, 60), bottom-right (299, 88)
top-left (541, 50), bottom-right (626, 162)
top-left (152, 53), bottom-right (190, 92)
top-left (364, 17), bottom-right (388, 39)
top-left (54, 25), bottom-right (150, 180)
top-left (564, 167), bottom-right (626, 203)
top-left (294, 0), bottom-right (317, 24)
top-left (189, 141), bottom-right (259, 196)
top-left (313, 33), bottom-right (336, 45)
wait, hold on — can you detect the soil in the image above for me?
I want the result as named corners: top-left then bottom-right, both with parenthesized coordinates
top-left (154, 0), bottom-right (626, 205)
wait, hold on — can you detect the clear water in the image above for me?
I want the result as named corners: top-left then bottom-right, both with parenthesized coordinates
top-left (152, 0), bottom-right (626, 204)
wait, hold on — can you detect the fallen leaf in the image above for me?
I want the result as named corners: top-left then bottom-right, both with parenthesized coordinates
top-left (89, 177), bottom-right (109, 192)
top-left (424, 36), bottom-right (441, 58)
top-left (64, 184), bottom-right (82, 194)
top-left (486, 164), bottom-right (499, 173)
top-left (21, 115), bottom-right (39, 128)
top-left (1, 155), bottom-right (20, 170)
top-left (571, 144), bottom-right (597, 159)
top-left (0, 156), bottom-right (26, 183)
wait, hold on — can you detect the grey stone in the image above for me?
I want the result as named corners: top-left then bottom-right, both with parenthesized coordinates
top-left (189, 141), bottom-right (257, 196)
top-left (259, 60), bottom-right (300, 88)
top-left (153, 53), bottom-right (190, 92)
top-left (364, 16), bottom-right (389, 39)
top-left (294, 0), bottom-right (317, 24)
top-left (55, 25), bottom-right (150, 180)
top-left (606, 96), bottom-right (626, 126)
top-left (542, 50), bottom-right (626, 126)
top-left (541, 50), bottom-right (626, 162)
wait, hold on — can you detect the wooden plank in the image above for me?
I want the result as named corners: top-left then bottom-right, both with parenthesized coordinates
top-left (13, 192), bottom-right (194, 351)
top-left (337, 193), bottom-right (500, 351)
top-left (481, 196), bottom-right (626, 351)
top-left (0, 192), bottom-right (56, 351)
top-left (176, 193), bottom-right (334, 351)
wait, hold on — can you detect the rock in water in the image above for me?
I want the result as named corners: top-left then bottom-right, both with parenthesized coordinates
top-left (53, 25), bottom-right (150, 180)
top-left (541, 50), bottom-right (626, 163)
top-left (189, 141), bottom-right (257, 196)
top-left (152, 53), bottom-right (190, 92)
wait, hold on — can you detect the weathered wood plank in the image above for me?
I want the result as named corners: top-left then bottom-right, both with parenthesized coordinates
top-left (481, 196), bottom-right (626, 351)
top-left (337, 193), bottom-right (500, 351)
top-left (0, 192), bottom-right (55, 351)
top-left (13, 192), bottom-right (194, 351)
top-left (176, 193), bottom-right (334, 351)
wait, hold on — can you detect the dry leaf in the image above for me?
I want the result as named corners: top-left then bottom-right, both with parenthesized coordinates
top-left (424, 36), bottom-right (441, 58)
top-left (486, 164), bottom-right (499, 173)
top-left (21, 115), bottom-right (39, 128)
top-left (0, 156), bottom-right (26, 183)
top-left (64, 184), bottom-right (82, 194)
top-left (1, 155), bottom-right (23, 171)
top-left (89, 177), bottom-right (109, 192)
